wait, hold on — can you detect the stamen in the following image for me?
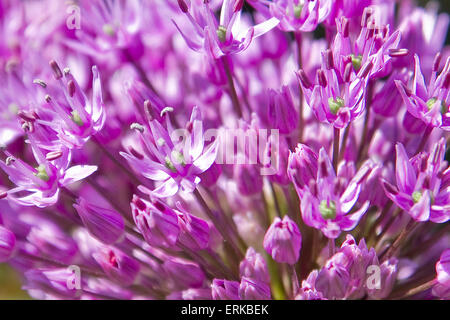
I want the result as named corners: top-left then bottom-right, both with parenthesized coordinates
top-left (325, 49), bottom-right (334, 70)
top-left (177, 0), bottom-right (189, 13)
top-left (18, 110), bottom-right (37, 122)
top-left (317, 70), bottom-right (327, 87)
top-left (433, 52), bottom-right (442, 72)
top-left (297, 70), bottom-right (312, 89)
top-left (33, 79), bottom-right (47, 88)
top-left (388, 49), bottom-right (409, 58)
top-left (160, 107), bottom-right (174, 117)
top-left (233, 0), bottom-right (244, 13)
top-left (0, 191), bottom-right (7, 199)
top-left (68, 80), bottom-right (76, 97)
top-left (46, 151), bottom-right (63, 161)
top-left (49, 60), bottom-right (63, 79)
top-left (130, 123), bottom-right (145, 133)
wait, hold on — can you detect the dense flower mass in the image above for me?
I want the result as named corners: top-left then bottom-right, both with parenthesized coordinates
top-left (0, 0), bottom-right (449, 300)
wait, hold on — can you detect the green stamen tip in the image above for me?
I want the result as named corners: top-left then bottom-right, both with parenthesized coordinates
top-left (217, 26), bottom-right (227, 43)
top-left (165, 156), bottom-right (177, 172)
top-left (426, 98), bottom-right (437, 111)
top-left (319, 200), bottom-right (337, 220)
top-left (71, 110), bottom-right (84, 126)
top-left (351, 54), bottom-right (363, 71)
top-left (35, 164), bottom-right (50, 182)
top-left (328, 97), bottom-right (345, 115)
top-left (412, 191), bottom-right (422, 204)
top-left (294, 5), bottom-right (303, 18)
top-left (103, 24), bottom-right (115, 37)
top-left (171, 150), bottom-right (186, 166)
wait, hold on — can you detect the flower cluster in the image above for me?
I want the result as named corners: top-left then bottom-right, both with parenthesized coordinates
top-left (0, 0), bottom-right (448, 300)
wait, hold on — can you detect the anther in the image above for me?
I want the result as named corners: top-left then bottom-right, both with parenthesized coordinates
top-left (49, 60), bottom-right (63, 79)
top-left (46, 151), bottom-right (63, 161)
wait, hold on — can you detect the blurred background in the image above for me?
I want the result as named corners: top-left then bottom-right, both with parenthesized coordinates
top-left (0, 0), bottom-right (449, 300)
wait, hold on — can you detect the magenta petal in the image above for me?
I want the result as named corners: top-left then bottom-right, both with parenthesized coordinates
top-left (395, 143), bottom-right (416, 194)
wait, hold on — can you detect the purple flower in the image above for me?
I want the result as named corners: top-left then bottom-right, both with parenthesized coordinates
top-left (173, 0), bottom-right (279, 59)
top-left (93, 246), bottom-right (140, 286)
top-left (175, 205), bottom-right (210, 250)
top-left (73, 198), bottom-right (125, 245)
top-left (122, 106), bottom-right (219, 198)
top-left (382, 140), bottom-right (450, 223)
top-left (300, 148), bottom-right (371, 238)
top-left (23, 268), bottom-right (83, 299)
top-left (239, 277), bottom-right (271, 300)
top-left (295, 270), bottom-right (324, 300)
top-left (297, 49), bottom-right (370, 129)
top-left (263, 216), bottom-right (302, 265)
top-left (0, 143), bottom-right (97, 208)
top-left (433, 249), bottom-right (450, 299)
top-left (164, 257), bottom-right (205, 289)
top-left (266, 85), bottom-right (298, 134)
top-left (211, 279), bottom-right (240, 300)
top-left (0, 225), bottom-right (16, 262)
top-left (240, 247), bottom-right (270, 284)
top-left (130, 195), bottom-right (180, 248)
top-left (396, 54), bottom-right (450, 131)
top-left (287, 143), bottom-right (319, 196)
top-left (33, 61), bottom-right (106, 149)
top-left (268, 0), bottom-right (333, 32)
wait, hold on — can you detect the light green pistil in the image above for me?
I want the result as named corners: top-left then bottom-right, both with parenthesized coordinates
top-left (412, 191), bottom-right (422, 204)
top-left (217, 26), bottom-right (227, 43)
top-left (426, 98), bottom-right (437, 111)
top-left (71, 110), bottom-right (84, 126)
top-left (35, 164), bottom-right (49, 182)
top-left (165, 156), bottom-right (177, 173)
top-left (103, 24), bottom-right (115, 37)
top-left (294, 5), bottom-right (303, 18)
top-left (171, 150), bottom-right (186, 166)
top-left (328, 97), bottom-right (345, 115)
top-left (351, 54), bottom-right (362, 71)
top-left (319, 200), bottom-right (337, 220)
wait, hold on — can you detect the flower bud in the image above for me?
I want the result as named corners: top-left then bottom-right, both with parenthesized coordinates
top-left (263, 216), bottom-right (302, 265)
top-left (367, 258), bottom-right (398, 299)
top-left (93, 247), bottom-right (140, 286)
top-left (0, 225), bottom-right (16, 262)
top-left (287, 144), bottom-right (318, 192)
top-left (211, 279), bottom-right (240, 300)
top-left (239, 277), bottom-right (271, 300)
top-left (164, 257), bottom-right (205, 289)
top-left (23, 268), bottom-right (83, 299)
top-left (176, 209), bottom-right (210, 250)
top-left (267, 86), bottom-right (298, 134)
top-left (239, 247), bottom-right (270, 284)
top-left (315, 257), bottom-right (351, 299)
top-left (235, 164), bottom-right (263, 196)
top-left (436, 249), bottom-right (450, 287)
top-left (74, 198), bottom-right (125, 245)
top-left (131, 195), bottom-right (180, 248)
top-left (199, 162), bottom-right (222, 187)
